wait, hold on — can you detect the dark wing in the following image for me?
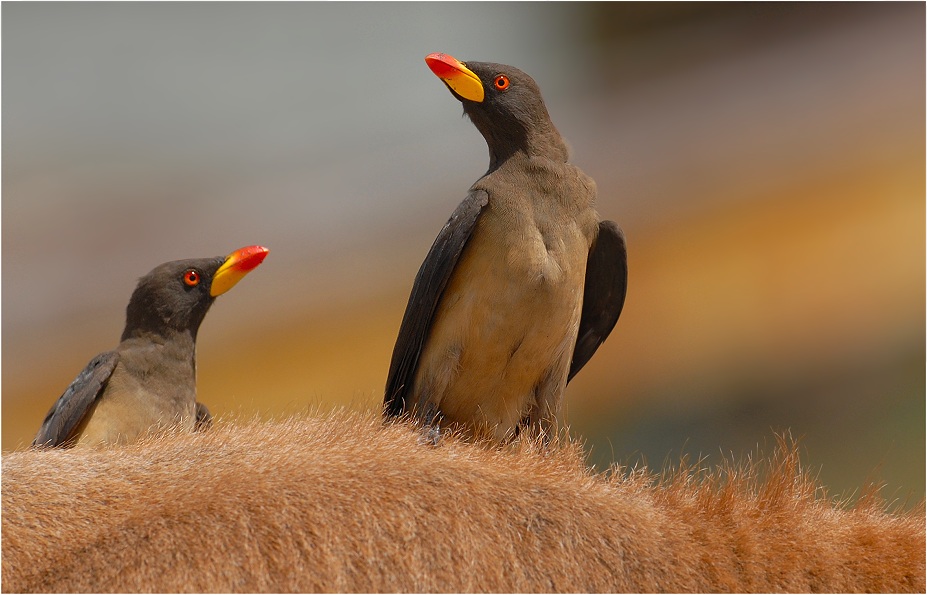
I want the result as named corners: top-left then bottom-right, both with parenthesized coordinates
top-left (384, 189), bottom-right (489, 416)
top-left (32, 351), bottom-right (119, 448)
top-left (568, 220), bottom-right (628, 382)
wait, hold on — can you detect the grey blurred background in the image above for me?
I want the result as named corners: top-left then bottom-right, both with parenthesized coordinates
top-left (3, 3), bottom-right (924, 504)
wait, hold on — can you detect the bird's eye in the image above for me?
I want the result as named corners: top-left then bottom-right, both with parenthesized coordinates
top-left (493, 75), bottom-right (510, 91)
top-left (183, 269), bottom-right (200, 287)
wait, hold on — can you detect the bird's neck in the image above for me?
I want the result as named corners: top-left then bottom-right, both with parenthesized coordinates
top-left (485, 121), bottom-right (569, 173)
top-left (117, 330), bottom-right (199, 390)
top-left (121, 325), bottom-right (199, 349)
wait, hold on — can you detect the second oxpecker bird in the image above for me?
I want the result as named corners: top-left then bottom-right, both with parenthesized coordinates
top-left (33, 245), bottom-right (269, 448)
top-left (384, 54), bottom-right (627, 441)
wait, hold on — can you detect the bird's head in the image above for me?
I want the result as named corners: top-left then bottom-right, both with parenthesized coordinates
top-left (425, 53), bottom-right (568, 170)
top-left (122, 245), bottom-right (269, 342)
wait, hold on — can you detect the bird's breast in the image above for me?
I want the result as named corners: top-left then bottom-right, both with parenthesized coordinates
top-left (413, 200), bottom-right (591, 438)
top-left (75, 343), bottom-right (198, 446)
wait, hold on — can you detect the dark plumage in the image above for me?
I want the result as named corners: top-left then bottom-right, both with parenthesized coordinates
top-left (384, 54), bottom-right (627, 441)
top-left (33, 245), bottom-right (269, 447)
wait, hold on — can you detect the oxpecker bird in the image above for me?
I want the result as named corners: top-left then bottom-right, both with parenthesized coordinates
top-left (384, 53), bottom-right (627, 441)
top-left (33, 245), bottom-right (269, 448)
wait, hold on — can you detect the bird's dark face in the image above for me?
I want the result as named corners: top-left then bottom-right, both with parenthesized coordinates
top-left (425, 53), bottom-right (566, 168)
top-left (122, 246), bottom-right (269, 342)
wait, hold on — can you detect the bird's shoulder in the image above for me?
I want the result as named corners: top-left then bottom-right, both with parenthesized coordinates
top-left (473, 155), bottom-right (598, 241)
top-left (478, 154), bottom-right (594, 197)
top-left (115, 333), bottom-right (197, 381)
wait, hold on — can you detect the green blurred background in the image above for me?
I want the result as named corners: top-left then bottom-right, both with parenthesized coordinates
top-left (3, 3), bottom-right (923, 505)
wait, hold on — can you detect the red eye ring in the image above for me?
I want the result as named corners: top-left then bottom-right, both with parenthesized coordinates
top-left (183, 269), bottom-right (200, 287)
top-left (493, 74), bottom-right (510, 91)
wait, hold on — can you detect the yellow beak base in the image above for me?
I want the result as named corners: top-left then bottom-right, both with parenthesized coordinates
top-left (425, 53), bottom-right (484, 103)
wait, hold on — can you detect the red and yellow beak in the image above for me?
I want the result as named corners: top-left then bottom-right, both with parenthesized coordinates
top-left (210, 245), bottom-right (270, 297)
top-left (425, 53), bottom-right (484, 103)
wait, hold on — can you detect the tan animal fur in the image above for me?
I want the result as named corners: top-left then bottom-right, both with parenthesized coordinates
top-left (2, 411), bottom-right (923, 593)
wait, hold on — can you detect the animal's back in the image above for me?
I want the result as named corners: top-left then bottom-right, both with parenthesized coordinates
top-left (2, 413), bottom-right (923, 593)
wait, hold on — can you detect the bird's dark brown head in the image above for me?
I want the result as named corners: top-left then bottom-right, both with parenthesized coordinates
top-left (122, 246), bottom-right (269, 342)
top-left (425, 53), bottom-right (568, 170)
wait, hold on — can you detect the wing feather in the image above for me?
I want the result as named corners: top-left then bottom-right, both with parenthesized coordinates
top-left (384, 190), bottom-right (489, 416)
top-left (32, 351), bottom-right (119, 447)
top-left (568, 220), bottom-right (628, 382)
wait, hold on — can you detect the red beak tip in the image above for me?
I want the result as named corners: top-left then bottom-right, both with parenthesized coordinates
top-left (236, 245), bottom-right (270, 271)
top-left (425, 53), bottom-right (461, 78)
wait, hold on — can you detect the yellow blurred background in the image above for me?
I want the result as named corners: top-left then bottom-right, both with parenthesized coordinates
top-left (3, 3), bottom-right (923, 503)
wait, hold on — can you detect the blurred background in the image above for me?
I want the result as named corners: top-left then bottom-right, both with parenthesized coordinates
top-left (3, 3), bottom-right (923, 504)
